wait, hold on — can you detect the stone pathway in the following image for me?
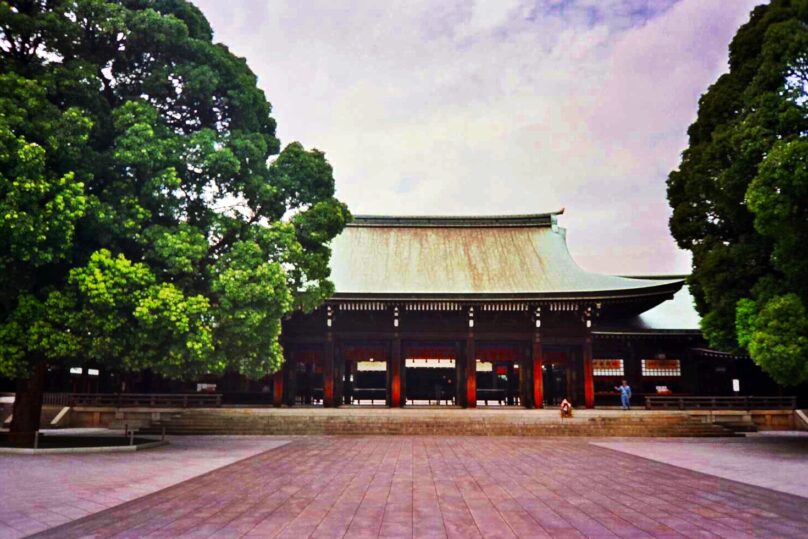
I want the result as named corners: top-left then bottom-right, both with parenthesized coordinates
top-left (24, 437), bottom-right (808, 538)
top-left (0, 435), bottom-right (288, 538)
top-left (595, 433), bottom-right (808, 498)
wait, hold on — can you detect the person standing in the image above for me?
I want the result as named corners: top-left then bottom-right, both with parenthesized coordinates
top-left (615, 380), bottom-right (632, 410)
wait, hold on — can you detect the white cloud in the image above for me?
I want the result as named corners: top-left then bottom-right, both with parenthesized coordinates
top-left (192, 0), bottom-right (763, 274)
top-left (458, 0), bottom-right (525, 37)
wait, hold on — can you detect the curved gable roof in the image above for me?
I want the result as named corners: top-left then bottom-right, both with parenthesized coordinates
top-left (328, 213), bottom-right (683, 301)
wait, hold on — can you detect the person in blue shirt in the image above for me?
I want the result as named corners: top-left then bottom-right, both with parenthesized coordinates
top-left (615, 380), bottom-right (632, 410)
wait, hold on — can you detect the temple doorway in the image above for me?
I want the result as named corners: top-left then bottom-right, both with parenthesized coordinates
top-left (405, 360), bottom-right (456, 404)
top-left (404, 343), bottom-right (457, 405)
top-left (342, 343), bottom-right (388, 405)
top-left (350, 360), bottom-right (387, 405)
top-left (475, 343), bottom-right (522, 406)
top-left (543, 363), bottom-right (568, 406)
top-left (542, 347), bottom-right (585, 407)
top-left (289, 348), bottom-right (323, 406)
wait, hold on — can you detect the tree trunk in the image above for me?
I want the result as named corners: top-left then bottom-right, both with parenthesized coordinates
top-left (9, 362), bottom-right (46, 446)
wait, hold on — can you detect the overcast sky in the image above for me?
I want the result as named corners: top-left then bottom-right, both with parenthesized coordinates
top-left (193, 0), bottom-right (763, 275)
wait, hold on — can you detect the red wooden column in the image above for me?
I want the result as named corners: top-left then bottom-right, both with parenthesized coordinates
top-left (583, 335), bottom-right (594, 409)
top-left (532, 332), bottom-right (544, 408)
top-left (465, 335), bottom-right (476, 408)
top-left (323, 334), bottom-right (335, 407)
top-left (272, 370), bottom-right (284, 407)
top-left (389, 337), bottom-right (402, 407)
top-left (273, 344), bottom-right (289, 407)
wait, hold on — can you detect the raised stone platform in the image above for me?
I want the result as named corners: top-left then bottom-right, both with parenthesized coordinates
top-left (126, 408), bottom-right (765, 436)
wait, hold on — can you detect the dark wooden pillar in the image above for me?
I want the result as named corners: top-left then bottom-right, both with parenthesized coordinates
top-left (517, 346), bottom-right (528, 408)
top-left (532, 332), bottom-right (544, 408)
top-left (344, 360), bottom-right (356, 405)
top-left (506, 362), bottom-right (516, 405)
top-left (627, 339), bottom-right (641, 391)
top-left (334, 343), bottom-right (345, 406)
top-left (455, 340), bottom-right (466, 407)
top-left (690, 355), bottom-right (701, 395)
top-left (323, 334), bottom-right (335, 407)
top-left (389, 337), bottom-right (403, 407)
top-left (465, 335), bottom-right (476, 408)
top-left (683, 347), bottom-right (700, 397)
top-left (583, 335), bottom-right (594, 408)
top-left (304, 363), bottom-right (313, 404)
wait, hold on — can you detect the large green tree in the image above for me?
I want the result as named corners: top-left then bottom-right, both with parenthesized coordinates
top-left (0, 0), bottom-right (349, 440)
top-left (667, 0), bottom-right (808, 385)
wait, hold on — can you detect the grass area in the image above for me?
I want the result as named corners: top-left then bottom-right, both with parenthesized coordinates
top-left (0, 433), bottom-right (156, 449)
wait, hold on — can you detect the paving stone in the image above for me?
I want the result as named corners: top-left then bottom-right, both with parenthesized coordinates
top-left (593, 435), bottom-right (808, 498)
top-left (0, 436), bottom-right (288, 538)
top-left (12, 436), bottom-right (808, 539)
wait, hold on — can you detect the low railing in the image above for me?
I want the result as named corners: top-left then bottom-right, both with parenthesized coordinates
top-left (292, 388), bottom-right (324, 405)
top-left (476, 390), bottom-right (521, 406)
top-left (351, 388), bottom-right (387, 405)
top-left (43, 392), bottom-right (72, 406)
top-left (477, 388), bottom-right (506, 405)
top-left (645, 395), bottom-right (796, 410)
top-left (220, 392), bottom-right (275, 405)
top-left (68, 393), bottom-right (222, 408)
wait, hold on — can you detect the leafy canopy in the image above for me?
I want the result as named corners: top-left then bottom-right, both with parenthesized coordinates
top-left (0, 0), bottom-right (350, 381)
top-left (667, 0), bottom-right (808, 385)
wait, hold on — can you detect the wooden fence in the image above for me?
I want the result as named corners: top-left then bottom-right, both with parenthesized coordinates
top-left (47, 392), bottom-right (223, 408)
top-left (645, 395), bottom-right (796, 410)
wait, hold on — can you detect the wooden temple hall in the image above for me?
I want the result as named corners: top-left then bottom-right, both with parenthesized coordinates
top-left (276, 211), bottom-right (779, 409)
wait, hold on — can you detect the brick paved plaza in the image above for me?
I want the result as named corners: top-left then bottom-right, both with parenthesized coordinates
top-left (0, 436), bottom-right (289, 538)
top-left (1, 435), bottom-right (804, 538)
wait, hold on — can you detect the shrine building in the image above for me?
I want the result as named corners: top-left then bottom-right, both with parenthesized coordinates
top-left (275, 211), bottom-right (779, 409)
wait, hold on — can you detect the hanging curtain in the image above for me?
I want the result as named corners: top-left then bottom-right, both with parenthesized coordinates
top-left (405, 345), bottom-right (455, 360)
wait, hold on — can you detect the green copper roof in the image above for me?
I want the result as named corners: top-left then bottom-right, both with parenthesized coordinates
top-left (594, 286), bottom-right (702, 334)
top-left (328, 214), bottom-right (683, 300)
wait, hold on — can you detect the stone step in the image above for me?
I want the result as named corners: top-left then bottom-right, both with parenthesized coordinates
top-left (715, 421), bottom-right (758, 433)
top-left (140, 410), bottom-right (736, 437)
top-left (108, 418), bottom-right (151, 430)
